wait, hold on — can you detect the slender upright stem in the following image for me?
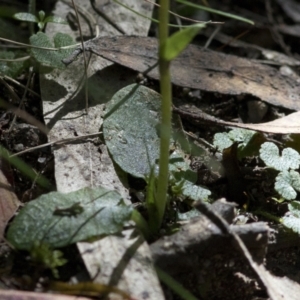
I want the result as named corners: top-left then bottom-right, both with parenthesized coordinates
top-left (155, 0), bottom-right (171, 230)
top-left (28, 0), bottom-right (36, 35)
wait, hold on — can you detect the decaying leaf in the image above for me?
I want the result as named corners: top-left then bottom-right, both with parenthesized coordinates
top-left (174, 103), bottom-right (300, 134)
top-left (0, 290), bottom-right (91, 300)
top-left (64, 35), bottom-right (300, 111)
top-left (0, 169), bottom-right (21, 241)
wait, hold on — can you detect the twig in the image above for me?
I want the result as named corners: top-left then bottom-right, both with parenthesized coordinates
top-left (9, 67), bottom-right (34, 132)
top-left (10, 132), bottom-right (101, 157)
top-left (90, 0), bottom-right (125, 34)
top-left (193, 200), bottom-right (271, 297)
top-left (0, 77), bottom-right (49, 135)
top-left (3, 75), bottom-right (40, 98)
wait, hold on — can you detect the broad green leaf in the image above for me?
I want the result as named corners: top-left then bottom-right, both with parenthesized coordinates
top-left (213, 132), bottom-right (233, 152)
top-left (180, 180), bottom-right (211, 201)
top-left (213, 128), bottom-right (260, 158)
top-left (38, 10), bottom-right (45, 21)
top-left (161, 23), bottom-right (206, 61)
top-left (103, 84), bottom-right (161, 178)
top-left (0, 51), bottom-right (25, 77)
top-left (282, 201), bottom-right (300, 233)
top-left (7, 187), bottom-right (132, 250)
top-left (259, 142), bottom-right (300, 171)
top-left (14, 12), bottom-right (38, 23)
top-left (30, 32), bottom-right (74, 69)
top-left (44, 15), bottom-right (68, 25)
top-left (287, 201), bottom-right (300, 218)
top-left (169, 150), bottom-right (190, 173)
top-left (227, 128), bottom-right (256, 145)
top-left (275, 170), bottom-right (300, 200)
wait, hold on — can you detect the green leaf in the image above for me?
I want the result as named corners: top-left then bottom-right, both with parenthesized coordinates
top-left (0, 51), bottom-right (25, 77)
top-left (37, 22), bottom-right (45, 30)
top-left (287, 201), bottom-right (300, 218)
top-left (179, 178), bottom-right (211, 201)
top-left (7, 187), bottom-right (132, 250)
top-left (213, 132), bottom-right (233, 152)
top-left (44, 16), bottom-right (68, 25)
top-left (103, 84), bottom-right (161, 178)
top-left (14, 12), bottom-right (38, 23)
top-left (0, 145), bottom-right (51, 189)
top-left (213, 128), bottom-right (260, 158)
top-left (227, 128), bottom-right (256, 146)
top-left (282, 201), bottom-right (300, 233)
top-left (38, 10), bottom-right (45, 21)
top-left (30, 242), bottom-right (67, 278)
top-left (161, 23), bottom-right (206, 61)
top-left (169, 150), bottom-right (190, 173)
top-left (30, 32), bottom-right (74, 69)
top-left (275, 170), bottom-right (300, 200)
top-left (259, 142), bottom-right (300, 171)
top-left (177, 208), bottom-right (201, 221)
top-left (169, 151), bottom-right (211, 201)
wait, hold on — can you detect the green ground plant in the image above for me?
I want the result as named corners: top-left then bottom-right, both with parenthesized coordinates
top-left (2, 1), bottom-right (257, 295)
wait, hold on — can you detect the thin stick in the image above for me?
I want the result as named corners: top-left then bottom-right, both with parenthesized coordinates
top-left (4, 75), bottom-right (40, 98)
top-left (0, 78), bottom-right (49, 134)
top-left (71, 0), bottom-right (89, 113)
top-left (8, 67), bottom-right (34, 132)
top-left (0, 37), bottom-right (78, 51)
top-left (10, 132), bottom-right (101, 157)
top-left (0, 56), bottom-right (30, 62)
top-left (145, 0), bottom-right (222, 24)
top-left (90, 0), bottom-right (125, 34)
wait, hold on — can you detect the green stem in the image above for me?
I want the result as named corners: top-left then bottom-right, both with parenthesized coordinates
top-left (28, 0), bottom-right (36, 35)
top-left (155, 0), bottom-right (172, 231)
top-left (131, 210), bottom-right (151, 240)
top-left (156, 267), bottom-right (198, 300)
top-left (253, 210), bottom-right (281, 223)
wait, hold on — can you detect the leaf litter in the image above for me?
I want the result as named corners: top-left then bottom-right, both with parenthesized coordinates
top-left (5, 0), bottom-right (300, 299)
top-left (64, 35), bottom-right (300, 111)
top-left (64, 35), bottom-right (300, 134)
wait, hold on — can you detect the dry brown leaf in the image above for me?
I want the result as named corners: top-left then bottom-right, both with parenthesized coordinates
top-left (175, 104), bottom-right (300, 134)
top-left (0, 169), bottom-right (21, 241)
top-left (256, 264), bottom-right (300, 300)
top-left (0, 290), bottom-right (91, 300)
top-left (203, 28), bottom-right (300, 66)
top-left (276, 0), bottom-right (300, 23)
top-left (65, 35), bottom-right (300, 111)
